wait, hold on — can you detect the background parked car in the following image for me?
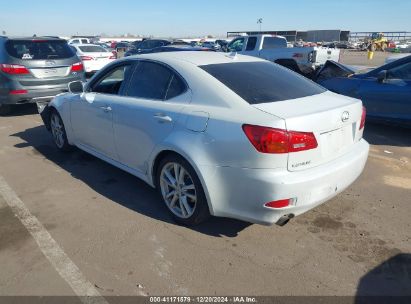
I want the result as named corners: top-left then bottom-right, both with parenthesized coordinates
top-left (68, 37), bottom-right (91, 45)
top-left (0, 36), bottom-right (84, 115)
top-left (125, 39), bottom-right (171, 56)
top-left (124, 44), bottom-right (214, 56)
top-left (70, 44), bottom-right (116, 76)
top-left (315, 56), bottom-right (411, 126)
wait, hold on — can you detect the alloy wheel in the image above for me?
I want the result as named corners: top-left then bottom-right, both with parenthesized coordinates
top-left (159, 162), bottom-right (197, 219)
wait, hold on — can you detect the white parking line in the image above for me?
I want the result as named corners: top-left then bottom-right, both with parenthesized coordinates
top-left (0, 175), bottom-right (109, 304)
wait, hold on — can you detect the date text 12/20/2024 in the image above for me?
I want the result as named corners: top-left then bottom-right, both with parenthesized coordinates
top-left (149, 297), bottom-right (257, 303)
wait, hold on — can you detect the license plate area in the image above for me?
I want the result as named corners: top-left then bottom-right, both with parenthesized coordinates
top-left (320, 124), bottom-right (354, 158)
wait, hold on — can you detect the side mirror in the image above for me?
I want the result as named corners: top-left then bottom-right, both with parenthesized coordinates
top-left (68, 81), bottom-right (84, 94)
top-left (377, 70), bottom-right (387, 83)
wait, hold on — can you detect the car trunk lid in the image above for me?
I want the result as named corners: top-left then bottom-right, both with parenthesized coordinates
top-left (253, 91), bottom-right (364, 171)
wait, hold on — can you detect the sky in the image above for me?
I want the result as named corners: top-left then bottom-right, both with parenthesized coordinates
top-left (1, 0), bottom-right (411, 38)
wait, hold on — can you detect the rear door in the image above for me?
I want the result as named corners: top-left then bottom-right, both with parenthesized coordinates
top-left (112, 60), bottom-right (189, 173)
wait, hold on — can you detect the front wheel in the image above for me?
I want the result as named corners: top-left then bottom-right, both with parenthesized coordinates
top-left (157, 155), bottom-right (210, 226)
top-left (50, 110), bottom-right (72, 151)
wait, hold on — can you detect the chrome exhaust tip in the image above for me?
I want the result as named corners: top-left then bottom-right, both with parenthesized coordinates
top-left (275, 214), bottom-right (295, 226)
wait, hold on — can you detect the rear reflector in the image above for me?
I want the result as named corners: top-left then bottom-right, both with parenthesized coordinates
top-left (242, 124), bottom-right (318, 154)
top-left (265, 199), bottom-right (293, 209)
top-left (71, 62), bottom-right (84, 72)
top-left (0, 64), bottom-right (30, 75)
top-left (360, 106), bottom-right (366, 130)
top-left (9, 90), bottom-right (28, 95)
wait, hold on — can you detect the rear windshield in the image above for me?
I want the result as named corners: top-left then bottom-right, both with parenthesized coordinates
top-left (200, 61), bottom-right (325, 104)
top-left (5, 40), bottom-right (75, 60)
top-left (78, 45), bottom-right (108, 53)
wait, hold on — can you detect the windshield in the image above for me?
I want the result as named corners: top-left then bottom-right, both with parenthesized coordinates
top-left (200, 61), bottom-right (326, 104)
top-left (5, 40), bottom-right (75, 60)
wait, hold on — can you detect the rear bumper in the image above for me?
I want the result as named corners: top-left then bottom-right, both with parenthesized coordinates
top-left (200, 139), bottom-right (369, 225)
top-left (0, 87), bottom-right (68, 105)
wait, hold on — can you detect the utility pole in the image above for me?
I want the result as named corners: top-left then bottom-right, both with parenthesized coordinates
top-left (257, 18), bottom-right (263, 33)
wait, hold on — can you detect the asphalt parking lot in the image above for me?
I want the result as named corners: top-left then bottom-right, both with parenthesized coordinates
top-left (1, 107), bottom-right (410, 299)
top-left (0, 52), bottom-right (410, 300)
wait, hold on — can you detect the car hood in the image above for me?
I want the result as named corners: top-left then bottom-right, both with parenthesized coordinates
top-left (315, 60), bottom-right (374, 82)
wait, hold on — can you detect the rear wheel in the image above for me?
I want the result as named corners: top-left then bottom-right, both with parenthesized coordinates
top-left (157, 155), bottom-right (210, 226)
top-left (50, 110), bottom-right (72, 151)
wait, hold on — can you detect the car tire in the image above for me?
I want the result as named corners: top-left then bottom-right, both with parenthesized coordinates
top-left (156, 154), bottom-right (210, 226)
top-left (0, 104), bottom-right (12, 116)
top-left (49, 110), bottom-right (72, 152)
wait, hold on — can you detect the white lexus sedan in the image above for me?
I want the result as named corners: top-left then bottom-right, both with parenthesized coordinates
top-left (70, 44), bottom-right (116, 75)
top-left (41, 52), bottom-right (369, 226)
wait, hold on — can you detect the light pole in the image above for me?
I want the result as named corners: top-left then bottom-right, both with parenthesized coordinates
top-left (257, 18), bottom-right (263, 33)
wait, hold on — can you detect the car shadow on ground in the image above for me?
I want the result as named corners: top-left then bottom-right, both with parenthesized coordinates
top-left (363, 122), bottom-right (411, 147)
top-left (1, 104), bottom-right (38, 117)
top-left (10, 125), bottom-right (252, 238)
top-left (355, 254), bottom-right (411, 304)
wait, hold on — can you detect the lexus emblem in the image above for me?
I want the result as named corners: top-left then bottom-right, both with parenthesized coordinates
top-left (341, 111), bottom-right (350, 122)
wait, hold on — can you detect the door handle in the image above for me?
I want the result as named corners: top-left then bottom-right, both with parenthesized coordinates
top-left (100, 106), bottom-right (112, 112)
top-left (153, 114), bottom-right (173, 123)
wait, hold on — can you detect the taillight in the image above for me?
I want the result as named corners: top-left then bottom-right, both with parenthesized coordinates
top-left (0, 64), bottom-right (30, 75)
top-left (360, 106), bottom-right (366, 130)
top-left (80, 56), bottom-right (94, 61)
top-left (9, 89), bottom-right (28, 95)
top-left (71, 62), bottom-right (84, 72)
top-left (242, 124), bottom-right (318, 154)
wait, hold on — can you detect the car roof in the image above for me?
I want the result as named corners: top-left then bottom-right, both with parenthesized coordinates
top-left (1, 36), bottom-right (65, 41)
top-left (130, 51), bottom-right (264, 66)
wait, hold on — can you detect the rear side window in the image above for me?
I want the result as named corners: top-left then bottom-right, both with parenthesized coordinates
top-left (262, 37), bottom-right (287, 49)
top-left (127, 61), bottom-right (186, 100)
top-left (200, 61), bottom-right (325, 104)
top-left (5, 40), bottom-right (75, 60)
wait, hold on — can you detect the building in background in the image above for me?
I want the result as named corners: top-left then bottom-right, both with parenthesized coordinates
top-left (227, 30), bottom-right (350, 42)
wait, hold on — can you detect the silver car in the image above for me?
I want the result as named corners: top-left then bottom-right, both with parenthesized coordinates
top-left (41, 52), bottom-right (369, 226)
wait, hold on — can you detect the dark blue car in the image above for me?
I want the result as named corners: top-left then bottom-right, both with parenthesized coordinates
top-left (316, 56), bottom-right (411, 126)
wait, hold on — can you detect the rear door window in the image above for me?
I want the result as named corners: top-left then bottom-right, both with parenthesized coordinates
top-left (127, 61), bottom-right (186, 100)
top-left (262, 37), bottom-right (287, 49)
top-left (5, 40), bottom-right (75, 60)
top-left (200, 61), bottom-right (325, 104)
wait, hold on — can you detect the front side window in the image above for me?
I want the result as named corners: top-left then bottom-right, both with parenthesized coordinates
top-left (127, 61), bottom-right (186, 100)
top-left (91, 65), bottom-right (133, 95)
top-left (228, 38), bottom-right (245, 52)
top-left (200, 61), bottom-right (325, 104)
top-left (388, 62), bottom-right (411, 80)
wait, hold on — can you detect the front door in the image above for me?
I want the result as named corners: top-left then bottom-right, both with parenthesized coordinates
top-left (70, 63), bottom-right (134, 160)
